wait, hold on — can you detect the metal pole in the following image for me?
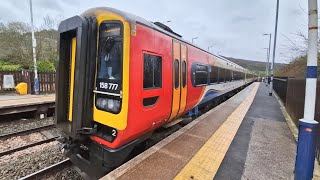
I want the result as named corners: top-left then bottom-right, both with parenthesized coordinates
top-left (29, 0), bottom-right (39, 95)
top-left (267, 34), bottom-right (271, 82)
top-left (294, 0), bottom-right (318, 179)
top-left (192, 37), bottom-right (198, 44)
top-left (269, 0), bottom-right (279, 96)
top-left (264, 48), bottom-right (269, 83)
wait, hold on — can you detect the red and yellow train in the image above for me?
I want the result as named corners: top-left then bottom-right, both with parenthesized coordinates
top-left (56, 7), bottom-right (256, 177)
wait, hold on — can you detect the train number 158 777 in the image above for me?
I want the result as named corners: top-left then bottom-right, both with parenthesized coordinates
top-left (99, 82), bottom-right (118, 91)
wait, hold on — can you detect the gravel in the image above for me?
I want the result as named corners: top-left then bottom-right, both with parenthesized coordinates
top-left (0, 141), bottom-right (68, 180)
top-left (45, 167), bottom-right (83, 180)
top-left (0, 117), bottom-right (54, 136)
top-left (0, 132), bottom-right (46, 152)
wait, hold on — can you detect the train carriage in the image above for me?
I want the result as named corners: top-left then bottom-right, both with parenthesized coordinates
top-left (56, 7), bottom-right (256, 177)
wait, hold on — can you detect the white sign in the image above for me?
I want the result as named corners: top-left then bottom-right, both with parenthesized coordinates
top-left (3, 75), bottom-right (15, 89)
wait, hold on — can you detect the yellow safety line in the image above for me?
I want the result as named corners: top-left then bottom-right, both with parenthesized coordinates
top-left (175, 82), bottom-right (259, 180)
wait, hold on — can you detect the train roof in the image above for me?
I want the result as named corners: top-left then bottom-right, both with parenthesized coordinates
top-left (83, 7), bottom-right (250, 73)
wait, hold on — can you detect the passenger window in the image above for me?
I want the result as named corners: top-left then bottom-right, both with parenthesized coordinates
top-left (219, 68), bottom-right (225, 83)
top-left (210, 66), bottom-right (219, 84)
top-left (182, 61), bottom-right (187, 87)
top-left (143, 54), bottom-right (162, 89)
top-left (225, 69), bottom-right (231, 82)
top-left (174, 60), bottom-right (179, 89)
top-left (194, 64), bottom-right (208, 86)
top-left (231, 71), bottom-right (233, 81)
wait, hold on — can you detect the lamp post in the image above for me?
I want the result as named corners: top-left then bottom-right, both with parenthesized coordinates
top-left (29, 0), bottom-right (39, 95)
top-left (263, 33), bottom-right (272, 82)
top-left (264, 48), bottom-right (269, 83)
top-left (162, 20), bottom-right (171, 24)
top-left (269, 0), bottom-right (279, 96)
top-left (208, 45), bottom-right (214, 52)
top-left (294, 0), bottom-right (318, 179)
top-left (192, 37), bottom-right (198, 44)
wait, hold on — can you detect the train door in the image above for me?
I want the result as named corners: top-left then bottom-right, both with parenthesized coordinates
top-left (168, 41), bottom-right (187, 121)
top-left (177, 44), bottom-right (187, 117)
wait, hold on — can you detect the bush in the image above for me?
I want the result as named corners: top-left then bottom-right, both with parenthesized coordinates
top-left (0, 60), bottom-right (22, 71)
top-left (30, 60), bottom-right (56, 72)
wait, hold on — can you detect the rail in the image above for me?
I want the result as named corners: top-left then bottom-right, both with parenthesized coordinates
top-left (0, 124), bottom-right (55, 139)
top-left (0, 137), bottom-right (57, 156)
top-left (19, 158), bottom-right (71, 180)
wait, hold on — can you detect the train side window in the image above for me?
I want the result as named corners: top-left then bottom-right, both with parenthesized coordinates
top-left (231, 70), bottom-right (233, 81)
top-left (182, 61), bottom-right (187, 87)
top-left (192, 64), bottom-right (208, 86)
top-left (219, 68), bottom-right (225, 83)
top-left (174, 59), bottom-right (179, 89)
top-left (143, 54), bottom-right (162, 89)
top-left (233, 71), bottom-right (237, 80)
top-left (226, 69), bottom-right (231, 82)
top-left (210, 66), bottom-right (219, 84)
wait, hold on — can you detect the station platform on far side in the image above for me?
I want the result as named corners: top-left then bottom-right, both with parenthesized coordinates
top-left (0, 94), bottom-right (55, 116)
top-left (102, 82), bottom-right (317, 180)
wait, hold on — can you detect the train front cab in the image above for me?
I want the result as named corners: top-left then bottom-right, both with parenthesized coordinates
top-left (55, 9), bottom-right (133, 177)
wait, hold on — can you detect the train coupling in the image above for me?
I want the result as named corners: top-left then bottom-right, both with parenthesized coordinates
top-left (76, 124), bottom-right (97, 135)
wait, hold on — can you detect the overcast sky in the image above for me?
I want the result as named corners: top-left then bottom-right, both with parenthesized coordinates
top-left (0, 0), bottom-right (312, 63)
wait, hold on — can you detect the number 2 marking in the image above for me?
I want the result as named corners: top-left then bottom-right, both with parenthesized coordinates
top-left (112, 129), bottom-right (117, 137)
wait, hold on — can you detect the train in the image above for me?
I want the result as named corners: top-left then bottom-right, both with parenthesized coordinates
top-left (55, 7), bottom-right (257, 178)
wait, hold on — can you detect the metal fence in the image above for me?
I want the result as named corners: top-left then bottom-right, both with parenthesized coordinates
top-left (0, 71), bottom-right (56, 94)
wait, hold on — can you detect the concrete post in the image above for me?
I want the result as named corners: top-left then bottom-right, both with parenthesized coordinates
top-left (294, 0), bottom-right (319, 179)
top-left (29, 0), bottom-right (39, 95)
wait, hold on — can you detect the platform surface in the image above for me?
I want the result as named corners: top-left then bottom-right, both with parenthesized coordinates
top-left (215, 83), bottom-right (296, 179)
top-left (102, 83), bottom-right (301, 180)
top-left (0, 94), bottom-right (55, 109)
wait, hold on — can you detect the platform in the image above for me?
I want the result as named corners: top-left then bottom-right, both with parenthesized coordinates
top-left (0, 94), bottom-right (55, 116)
top-left (102, 82), bottom-right (318, 180)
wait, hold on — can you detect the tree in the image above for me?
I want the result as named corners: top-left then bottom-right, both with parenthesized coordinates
top-left (0, 15), bottom-right (59, 70)
top-left (0, 21), bottom-right (33, 68)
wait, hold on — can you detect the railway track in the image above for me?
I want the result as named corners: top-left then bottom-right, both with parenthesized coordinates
top-left (0, 124), bottom-right (55, 139)
top-left (19, 158), bottom-right (72, 180)
top-left (0, 136), bottom-right (57, 156)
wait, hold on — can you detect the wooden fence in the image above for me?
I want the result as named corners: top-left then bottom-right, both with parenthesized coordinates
top-left (0, 71), bottom-right (56, 94)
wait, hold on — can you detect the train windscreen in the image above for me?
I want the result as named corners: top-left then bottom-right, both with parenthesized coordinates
top-left (95, 21), bottom-right (123, 114)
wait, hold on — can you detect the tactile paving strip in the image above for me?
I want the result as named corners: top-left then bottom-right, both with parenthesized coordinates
top-left (175, 82), bottom-right (259, 180)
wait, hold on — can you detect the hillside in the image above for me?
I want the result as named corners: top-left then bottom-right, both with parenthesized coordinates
top-left (223, 56), bottom-right (287, 73)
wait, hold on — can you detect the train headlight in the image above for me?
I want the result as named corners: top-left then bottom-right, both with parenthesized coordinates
top-left (107, 99), bottom-right (114, 109)
top-left (96, 98), bottom-right (121, 113)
